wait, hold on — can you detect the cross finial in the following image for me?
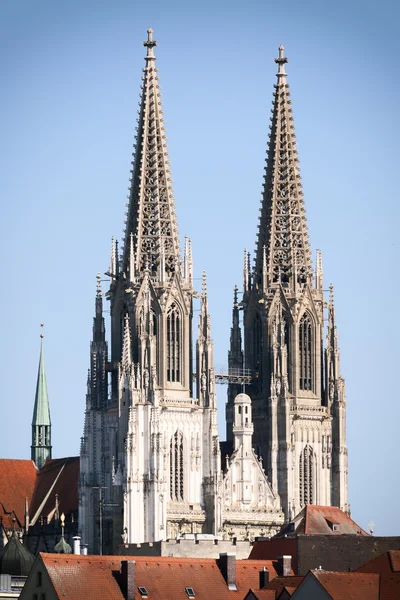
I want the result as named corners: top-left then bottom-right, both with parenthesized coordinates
top-left (143, 27), bottom-right (157, 61)
top-left (274, 44), bottom-right (288, 79)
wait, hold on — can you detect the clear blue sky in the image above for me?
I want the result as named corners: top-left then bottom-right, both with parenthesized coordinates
top-left (1, 0), bottom-right (399, 536)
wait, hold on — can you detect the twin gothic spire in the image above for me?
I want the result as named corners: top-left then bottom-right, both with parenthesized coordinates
top-left (122, 28), bottom-right (180, 279)
top-left (122, 34), bottom-right (312, 292)
top-left (255, 45), bottom-right (312, 289)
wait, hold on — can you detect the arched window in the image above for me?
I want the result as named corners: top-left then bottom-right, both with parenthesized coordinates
top-left (167, 304), bottom-right (181, 382)
top-left (299, 313), bottom-right (313, 391)
top-left (299, 444), bottom-right (314, 507)
top-left (170, 431), bottom-right (184, 501)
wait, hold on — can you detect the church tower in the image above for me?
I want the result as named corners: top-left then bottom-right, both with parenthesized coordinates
top-left (227, 46), bottom-right (348, 520)
top-left (80, 30), bottom-right (220, 553)
top-left (31, 334), bottom-right (52, 470)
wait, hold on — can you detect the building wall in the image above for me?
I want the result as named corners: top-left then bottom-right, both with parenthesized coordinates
top-left (118, 538), bottom-right (253, 559)
top-left (297, 535), bottom-right (400, 576)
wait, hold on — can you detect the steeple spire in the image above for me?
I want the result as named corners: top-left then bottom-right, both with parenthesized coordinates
top-left (228, 285), bottom-right (244, 374)
top-left (31, 330), bottom-right (52, 470)
top-left (196, 271), bottom-right (216, 408)
top-left (122, 28), bottom-right (180, 277)
top-left (326, 283), bottom-right (340, 385)
top-left (255, 45), bottom-right (312, 289)
top-left (90, 274), bottom-right (108, 410)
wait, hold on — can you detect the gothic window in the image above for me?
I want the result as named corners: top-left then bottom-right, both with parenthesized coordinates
top-left (170, 431), bottom-right (184, 501)
top-left (299, 313), bottom-right (313, 391)
top-left (167, 304), bottom-right (181, 382)
top-left (152, 310), bottom-right (157, 337)
top-left (253, 313), bottom-right (262, 373)
top-left (299, 444), bottom-right (314, 507)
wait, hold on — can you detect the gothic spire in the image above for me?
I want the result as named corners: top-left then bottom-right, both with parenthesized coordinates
top-left (326, 283), bottom-right (340, 383)
top-left (228, 285), bottom-right (243, 373)
top-left (255, 45), bottom-right (312, 289)
top-left (122, 28), bottom-right (180, 278)
top-left (90, 274), bottom-right (108, 409)
top-left (196, 271), bottom-right (215, 407)
top-left (31, 332), bottom-right (52, 469)
top-left (199, 271), bottom-right (211, 341)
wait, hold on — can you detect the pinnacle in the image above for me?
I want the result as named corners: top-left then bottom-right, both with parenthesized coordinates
top-left (123, 31), bottom-right (181, 277)
top-left (274, 45), bottom-right (288, 79)
top-left (255, 47), bottom-right (312, 289)
top-left (202, 271), bottom-right (207, 298)
top-left (143, 28), bottom-right (157, 61)
top-left (96, 272), bottom-right (102, 297)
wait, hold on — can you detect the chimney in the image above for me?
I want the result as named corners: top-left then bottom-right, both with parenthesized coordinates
top-left (121, 560), bottom-right (136, 600)
top-left (73, 536), bottom-right (81, 555)
top-left (218, 553), bottom-right (237, 591)
top-left (259, 566), bottom-right (270, 589)
top-left (277, 555), bottom-right (292, 577)
top-left (80, 544), bottom-right (88, 555)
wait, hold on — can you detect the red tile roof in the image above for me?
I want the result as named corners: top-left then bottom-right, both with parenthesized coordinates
top-left (244, 590), bottom-right (276, 599)
top-left (0, 459), bottom-right (37, 528)
top-left (262, 576), bottom-right (303, 595)
top-left (356, 550), bottom-right (400, 600)
top-left (278, 505), bottom-right (369, 536)
top-left (389, 550), bottom-right (400, 572)
top-left (312, 570), bottom-right (379, 599)
top-left (38, 553), bottom-right (283, 600)
top-left (29, 457), bottom-right (79, 524)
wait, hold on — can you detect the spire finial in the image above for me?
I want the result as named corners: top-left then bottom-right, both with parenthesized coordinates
top-left (233, 285), bottom-right (238, 306)
top-left (96, 272), bottom-right (101, 297)
top-left (143, 27), bottom-right (157, 61)
top-left (202, 270), bottom-right (207, 298)
top-left (274, 44), bottom-right (288, 79)
top-left (329, 282), bottom-right (334, 305)
top-left (40, 323), bottom-right (44, 339)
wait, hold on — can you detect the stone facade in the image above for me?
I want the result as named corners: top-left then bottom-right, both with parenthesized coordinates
top-left (79, 33), bottom-right (348, 554)
top-left (79, 30), bottom-right (283, 554)
top-left (226, 46), bottom-right (348, 522)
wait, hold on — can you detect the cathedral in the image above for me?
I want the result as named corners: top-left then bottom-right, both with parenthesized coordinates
top-left (79, 31), bottom-right (348, 554)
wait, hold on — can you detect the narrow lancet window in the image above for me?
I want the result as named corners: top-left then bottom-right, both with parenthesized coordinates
top-left (170, 431), bottom-right (184, 501)
top-left (167, 304), bottom-right (181, 382)
top-left (299, 313), bottom-right (313, 391)
top-left (253, 313), bottom-right (262, 373)
top-left (299, 444), bottom-right (314, 507)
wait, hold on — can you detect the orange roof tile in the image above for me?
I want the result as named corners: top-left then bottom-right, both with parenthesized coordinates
top-left (389, 550), bottom-right (400, 572)
top-left (245, 590), bottom-right (276, 599)
top-left (262, 576), bottom-right (303, 595)
top-left (29, 457), bottom-right (79, 523)
top-left (278, 505), bottom-right (369, 536)
top-left (0, 459), bottom-right (37, 528)
top-left (356, 550), bottom-right (400, 600)
top-left (312, 570), bottom-right (379, 599)
top-left (39, 553), bottom-right (283, 600)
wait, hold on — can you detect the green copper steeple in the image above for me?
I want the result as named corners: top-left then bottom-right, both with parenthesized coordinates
top-left (31, 335), bottom-right (52, 469)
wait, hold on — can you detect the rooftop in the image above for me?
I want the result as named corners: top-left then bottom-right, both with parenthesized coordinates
top-left (0, 459), bottom-right (37, 529)
top-left (277, 505), bottom-right (369, 537)
top-left (311, 570), bottom-right (379, 600)
top-left (36, 553), bottom-right (283, 600)
top-left (29, 457), bottom-right (79, 525)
